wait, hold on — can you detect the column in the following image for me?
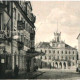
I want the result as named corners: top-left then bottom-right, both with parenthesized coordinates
top-left (16, 54), bottom-right (18, 66)
top-left (62, 62), bottom-right (64, 69)
top-left (66, 62), bottom-right (68, 69)
top-left (58, 62), bottom-right (59, 69)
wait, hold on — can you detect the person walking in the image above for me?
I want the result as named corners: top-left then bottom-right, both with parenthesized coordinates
top-left (14, 65), bottom-right (19, 78)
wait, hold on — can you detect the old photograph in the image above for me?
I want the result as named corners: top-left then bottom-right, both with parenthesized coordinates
top-left (0, 0), bottom-right (80, 79)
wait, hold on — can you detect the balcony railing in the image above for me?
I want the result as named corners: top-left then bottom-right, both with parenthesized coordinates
top-left (17, 20), bottom-right (25, 30)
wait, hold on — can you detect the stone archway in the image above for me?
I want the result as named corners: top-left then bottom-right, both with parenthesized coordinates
top-left (63, 62), bottom-right (66, 69)
top-left (55, 62), bottom-right (58, 68)
top-left (59, 62), bottom-right (62, 69)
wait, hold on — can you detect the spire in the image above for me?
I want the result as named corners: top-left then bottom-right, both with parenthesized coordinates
top-left (57, 20), bottom-right (58, 33)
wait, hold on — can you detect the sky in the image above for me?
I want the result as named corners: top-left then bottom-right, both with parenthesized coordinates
top-left (31, 1), bottom-right (80, 48)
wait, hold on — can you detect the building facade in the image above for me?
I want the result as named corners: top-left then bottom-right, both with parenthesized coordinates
top-left (36, 32), bottom-right (78, 69)
top-left (0, 1), bottom-right (36, 72)
top-left (77, 33), bottom-right (80, 59)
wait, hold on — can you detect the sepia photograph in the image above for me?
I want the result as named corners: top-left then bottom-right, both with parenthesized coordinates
top-left (0, 0), bottom-right (80, 79)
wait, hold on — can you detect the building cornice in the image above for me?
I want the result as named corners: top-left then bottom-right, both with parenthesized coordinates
top-left (13, 1), bottom-right (35, 28)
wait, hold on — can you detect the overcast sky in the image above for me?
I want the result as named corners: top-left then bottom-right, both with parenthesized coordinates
top-left (31, 1), bottom-right (80, 48)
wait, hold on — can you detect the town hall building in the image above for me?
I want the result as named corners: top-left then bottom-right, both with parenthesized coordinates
top-left (35, 32), bottom-right (78, 69)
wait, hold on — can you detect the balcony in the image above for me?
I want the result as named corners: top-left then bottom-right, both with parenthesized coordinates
top-left (27, 13), bottom-right (36, 23)
top-left (0, 2), bottom-right (7, 13)
top-left (17, 21), bottom-right (25, 30)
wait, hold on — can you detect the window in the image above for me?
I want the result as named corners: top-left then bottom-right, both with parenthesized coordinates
top-left (45, 56), bottom-right (47, 59)
top-left (69, 51), bottom-right (70, 54)
top-left (61, 56), bottom-right (63, 59)
top-left (73, 62), bottom-right (74, 66)
top-left (62, 51), bottom-right (63, 54)
top-left (69, 57), bottom-right (71, 60)
top-left (40, 56), bottom-right (42, 59)
top-left (73, 57), bottom-right (74, 60)
top-left (21, 17), bottom-right (23, 22)
top-left (57, 51), bottom-right (59, 54)
top-left (41, 50), bottom-right (42, 52)
top-left (73, 51), bottom-right (74, 54)
top-left (65, 51), bottom-right (67, 54)
top-left (57, 56), bottom-right (59, 59)
top-left (53, 50), bottom-right (55, 53)
top-left (65, 56), bottom-right (67, 60)
top-left (13, 8), bottom-right (16, 19)
top-left (49, 56), bottom-right (51, 60)
top-left (7, 2), bottom-right (10, 14)
top-left (0, 13), bottom-right (1, 30)
top-left (49, 50), bottom-right (51, 53)
top-left (18, 13), bottom-right (20, 21)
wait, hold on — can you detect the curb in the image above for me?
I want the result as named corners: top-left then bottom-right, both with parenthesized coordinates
top-left (31, 71), bottom-right (45, 79)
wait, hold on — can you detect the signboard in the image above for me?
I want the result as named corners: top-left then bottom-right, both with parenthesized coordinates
top-left (1, 59), bottom-right (5, 63)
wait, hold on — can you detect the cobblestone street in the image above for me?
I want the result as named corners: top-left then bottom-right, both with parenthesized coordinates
top-left (36, 69), bottom-right (80, 79)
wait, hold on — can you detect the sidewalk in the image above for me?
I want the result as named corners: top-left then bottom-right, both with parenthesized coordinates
top-left (5, 70), bottom-right (45, 79)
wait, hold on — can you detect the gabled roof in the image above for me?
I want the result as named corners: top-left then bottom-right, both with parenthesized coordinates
top-left (36, 42), bottom-right (52, 49)
top-left (77, 33), bottom-right (80, 39)
top-left (36, 41), bottom-right (76, 50)
top-left (65, 44), bottom-right (76, 50)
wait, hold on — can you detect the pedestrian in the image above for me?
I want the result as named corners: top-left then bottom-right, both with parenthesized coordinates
top-left (14, 65), bottom-right (19, 78)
